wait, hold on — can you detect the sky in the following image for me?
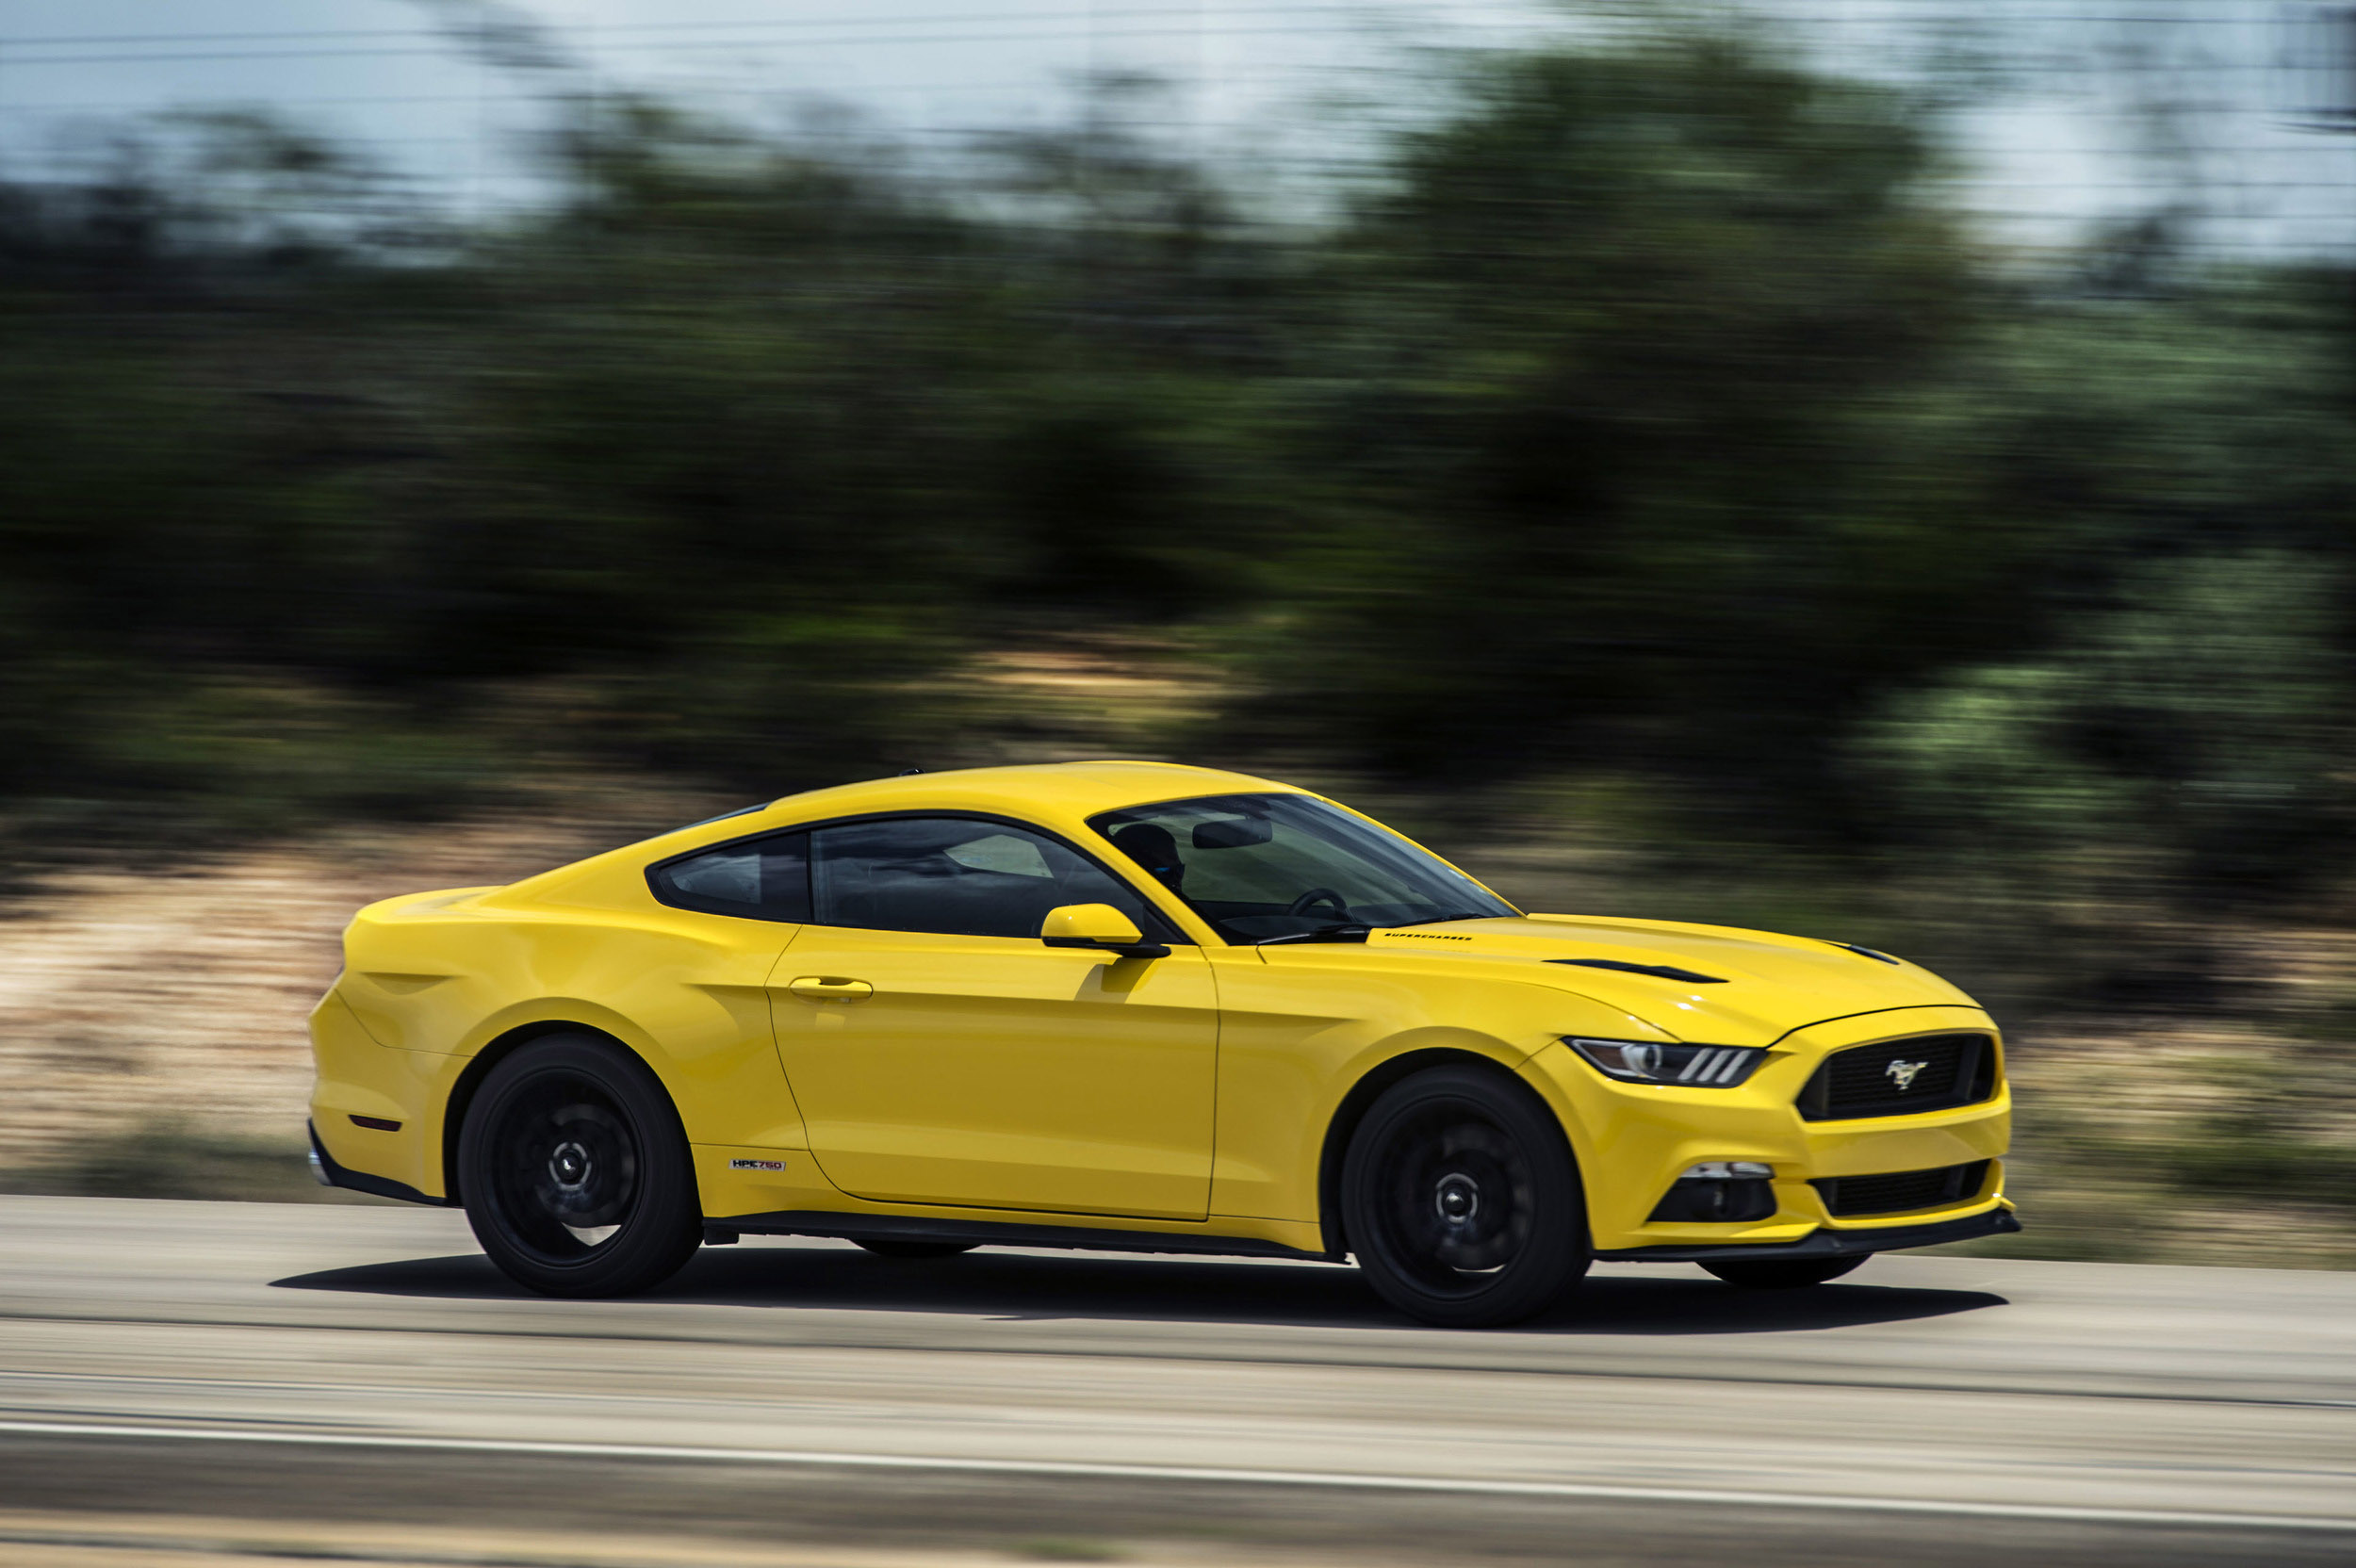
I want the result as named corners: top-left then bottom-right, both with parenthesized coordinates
top-left (2, 0), bottom-right (2351, 255)
top-left (0, 1), bottom-right (1565, 208)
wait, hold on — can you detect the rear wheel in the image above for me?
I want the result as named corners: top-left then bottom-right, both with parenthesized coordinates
top-left (855, 1239), bottom-right (978, 1260)
top-left (1341, 1065), bottom-right (1589, 1328)
top-left (1699, 1256), bottom-right (1867, 1289)
top-left (458, 1035), bottom-right (702, 1298)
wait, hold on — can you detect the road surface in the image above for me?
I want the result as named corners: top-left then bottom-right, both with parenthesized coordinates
top-left (1, 1196), bottom-right (2351, 1566)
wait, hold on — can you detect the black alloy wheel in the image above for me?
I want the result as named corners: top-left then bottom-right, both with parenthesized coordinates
top-left (854, 1239), bottom-right (980, 1260)
top-left (1699, 1255), bottom-right (1867, 1289)
top-left (1341, 1064), bottom-right (1589, 1328)
top-left (458, 1034), bottom-right (702, 1298)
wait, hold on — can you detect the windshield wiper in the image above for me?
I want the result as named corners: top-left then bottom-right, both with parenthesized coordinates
top-left (1258, 912), bottom-right (1495, 945)
top-left (1255, 923), bottom-right (1374, 946)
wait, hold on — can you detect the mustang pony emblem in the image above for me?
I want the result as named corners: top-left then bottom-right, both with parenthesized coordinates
top-left (1885, 1058), bottom-right (1928, 1091)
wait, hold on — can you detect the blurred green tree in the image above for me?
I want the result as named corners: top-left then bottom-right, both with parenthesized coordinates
top-left (1237, 37), bottom-right (2023, 813)
top-left (0, 25), bottom-right (2351, 928)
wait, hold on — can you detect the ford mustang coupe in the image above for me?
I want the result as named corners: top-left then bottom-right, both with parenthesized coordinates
top-left (309, 760), bottom-right (2017, 1326)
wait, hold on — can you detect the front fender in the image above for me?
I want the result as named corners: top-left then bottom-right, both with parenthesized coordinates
top-left (1205, 948), bottom-right (1680, 1224)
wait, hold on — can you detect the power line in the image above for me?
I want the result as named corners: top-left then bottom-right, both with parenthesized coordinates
top-left (0, 4), bottom-right (1533, 54)
top-left (0, 18), bottom-right (1545, 73)
top-left (0, 72), bottom-right (1311, 118)
top-left (0, 4), bottom-right (2279, 55)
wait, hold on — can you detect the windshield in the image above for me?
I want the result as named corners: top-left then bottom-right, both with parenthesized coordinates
top-left (1088, 792), bottom-right (1516, 944)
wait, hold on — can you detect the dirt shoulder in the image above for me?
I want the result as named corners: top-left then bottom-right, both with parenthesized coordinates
top-left (1, 793), bottom-right (2349, 1268)
top-left (0, 791), bottom-right (716, 1198)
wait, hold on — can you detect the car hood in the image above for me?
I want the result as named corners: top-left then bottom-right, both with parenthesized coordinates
top-left (1363, 913), bottom-right (1981, 1047)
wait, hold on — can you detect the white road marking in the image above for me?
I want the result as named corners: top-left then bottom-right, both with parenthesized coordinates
top-left (2, 1417), bottom-right (2349, 1534)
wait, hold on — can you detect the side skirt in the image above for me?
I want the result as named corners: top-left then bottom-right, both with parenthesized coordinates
top-left (710, 1209), bottom-right (1339, 1262)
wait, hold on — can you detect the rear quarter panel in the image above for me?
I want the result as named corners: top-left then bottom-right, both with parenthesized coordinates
top-left (316, 878), bottom-right (808, 1200)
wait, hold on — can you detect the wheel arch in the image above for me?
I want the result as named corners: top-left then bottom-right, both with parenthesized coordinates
top-left (1315, 1044), bottom-right (1574, 1258)
top-left (440, 1018), bottom-right (676, 1205)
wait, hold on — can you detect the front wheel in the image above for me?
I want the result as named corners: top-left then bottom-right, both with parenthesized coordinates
top-left (458, 1034), bottom-right (702, 1298)
top-left (1341, 1065), bottom-right (1589, 1328)
top-left (1699, 1255), bottom-right (1867, 1289)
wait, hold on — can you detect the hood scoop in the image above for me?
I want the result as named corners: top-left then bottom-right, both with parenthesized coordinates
top-left (1547, 958), bottom-right (1727, 985)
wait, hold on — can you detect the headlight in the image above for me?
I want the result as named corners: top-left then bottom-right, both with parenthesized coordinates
top-left (1566, 1037), bottom-right (1766, 1086)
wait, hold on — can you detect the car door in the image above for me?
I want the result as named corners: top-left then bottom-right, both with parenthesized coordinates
top-left (770, 814), bottom-right (1218, 1220)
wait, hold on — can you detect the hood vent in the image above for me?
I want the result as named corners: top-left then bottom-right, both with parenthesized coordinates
top-left (1547, 958), bottom-right (1727, 985)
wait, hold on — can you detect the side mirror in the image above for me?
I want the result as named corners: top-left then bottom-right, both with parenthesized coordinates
top-left (1040, 903), bottom-right (1170, 959)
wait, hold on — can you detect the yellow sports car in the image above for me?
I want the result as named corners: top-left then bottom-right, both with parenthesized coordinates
top-left (309, 761), bottom-right (2015, 1327)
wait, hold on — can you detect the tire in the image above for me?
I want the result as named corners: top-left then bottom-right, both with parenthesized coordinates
top-left (855, 1240), bottom-right (979, 1260)
top-left (458, 1034), bottom-right (703, 1298)
top-left (1699, 1255), bottom-right (1867, 1289)
top-left (1340, 1064), bottom-right (1590, 1328)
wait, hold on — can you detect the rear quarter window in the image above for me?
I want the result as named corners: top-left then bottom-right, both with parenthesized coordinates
top-left (648, 832), bottom-right (811, 922)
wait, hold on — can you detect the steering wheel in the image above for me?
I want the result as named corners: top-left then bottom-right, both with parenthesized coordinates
top-left (1286, 887), bottom-right (1350, 921)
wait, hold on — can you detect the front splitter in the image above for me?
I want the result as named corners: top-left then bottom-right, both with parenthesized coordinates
top-left (1594, 1203), bottom-right (2020, 1265)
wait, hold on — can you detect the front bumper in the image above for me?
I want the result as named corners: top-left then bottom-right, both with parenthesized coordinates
top-left (1516, 1005), bottom-right (2016, 1252)
top-left (1594, 1202), bottom-right (2020, 1263)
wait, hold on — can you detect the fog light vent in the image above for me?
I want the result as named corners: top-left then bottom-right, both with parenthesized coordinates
top-left (1648, 1161), bottom-right (1776, 1223)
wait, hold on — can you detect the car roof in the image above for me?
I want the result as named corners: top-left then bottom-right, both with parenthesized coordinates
top-left (479, 761), bottom-right (1312, 916)
top-left (758, 760), bottom-right (1301, 826)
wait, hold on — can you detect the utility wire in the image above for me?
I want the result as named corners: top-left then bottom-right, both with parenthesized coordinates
top-left (0, 4), bottom-right (1530, 53)
top-left (0, 20), bottom-right (1537, 73)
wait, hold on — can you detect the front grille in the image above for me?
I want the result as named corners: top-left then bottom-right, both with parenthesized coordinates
top-left (1797, 1032), bottom-right (1997, 1120)
top-left (1813, 1160), bottom-right (1990, 1217)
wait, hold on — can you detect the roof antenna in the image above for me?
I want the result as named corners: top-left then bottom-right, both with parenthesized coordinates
top-left (898, 768), bottom-right (924, 776)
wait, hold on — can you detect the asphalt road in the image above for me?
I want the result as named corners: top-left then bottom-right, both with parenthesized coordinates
top-left (1, 1197), bottom-right (2352, 1567)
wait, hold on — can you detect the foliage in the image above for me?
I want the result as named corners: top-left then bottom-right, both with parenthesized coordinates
top-left (0, 1119), bottom-right (385, 1204)
top-left (1857, 551), bottom-right (2353, 887)
top-left (0, 29), bottom-right (2351, 939)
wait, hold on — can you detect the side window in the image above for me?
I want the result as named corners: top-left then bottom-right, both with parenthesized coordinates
top-left (810, 817), bottom-right (1161, 939)
top-left (649, 833), bottom-right (811, 922)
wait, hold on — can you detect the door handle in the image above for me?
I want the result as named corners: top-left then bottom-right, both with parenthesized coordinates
top-left (786, 976), bottom-right (874, 1002)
